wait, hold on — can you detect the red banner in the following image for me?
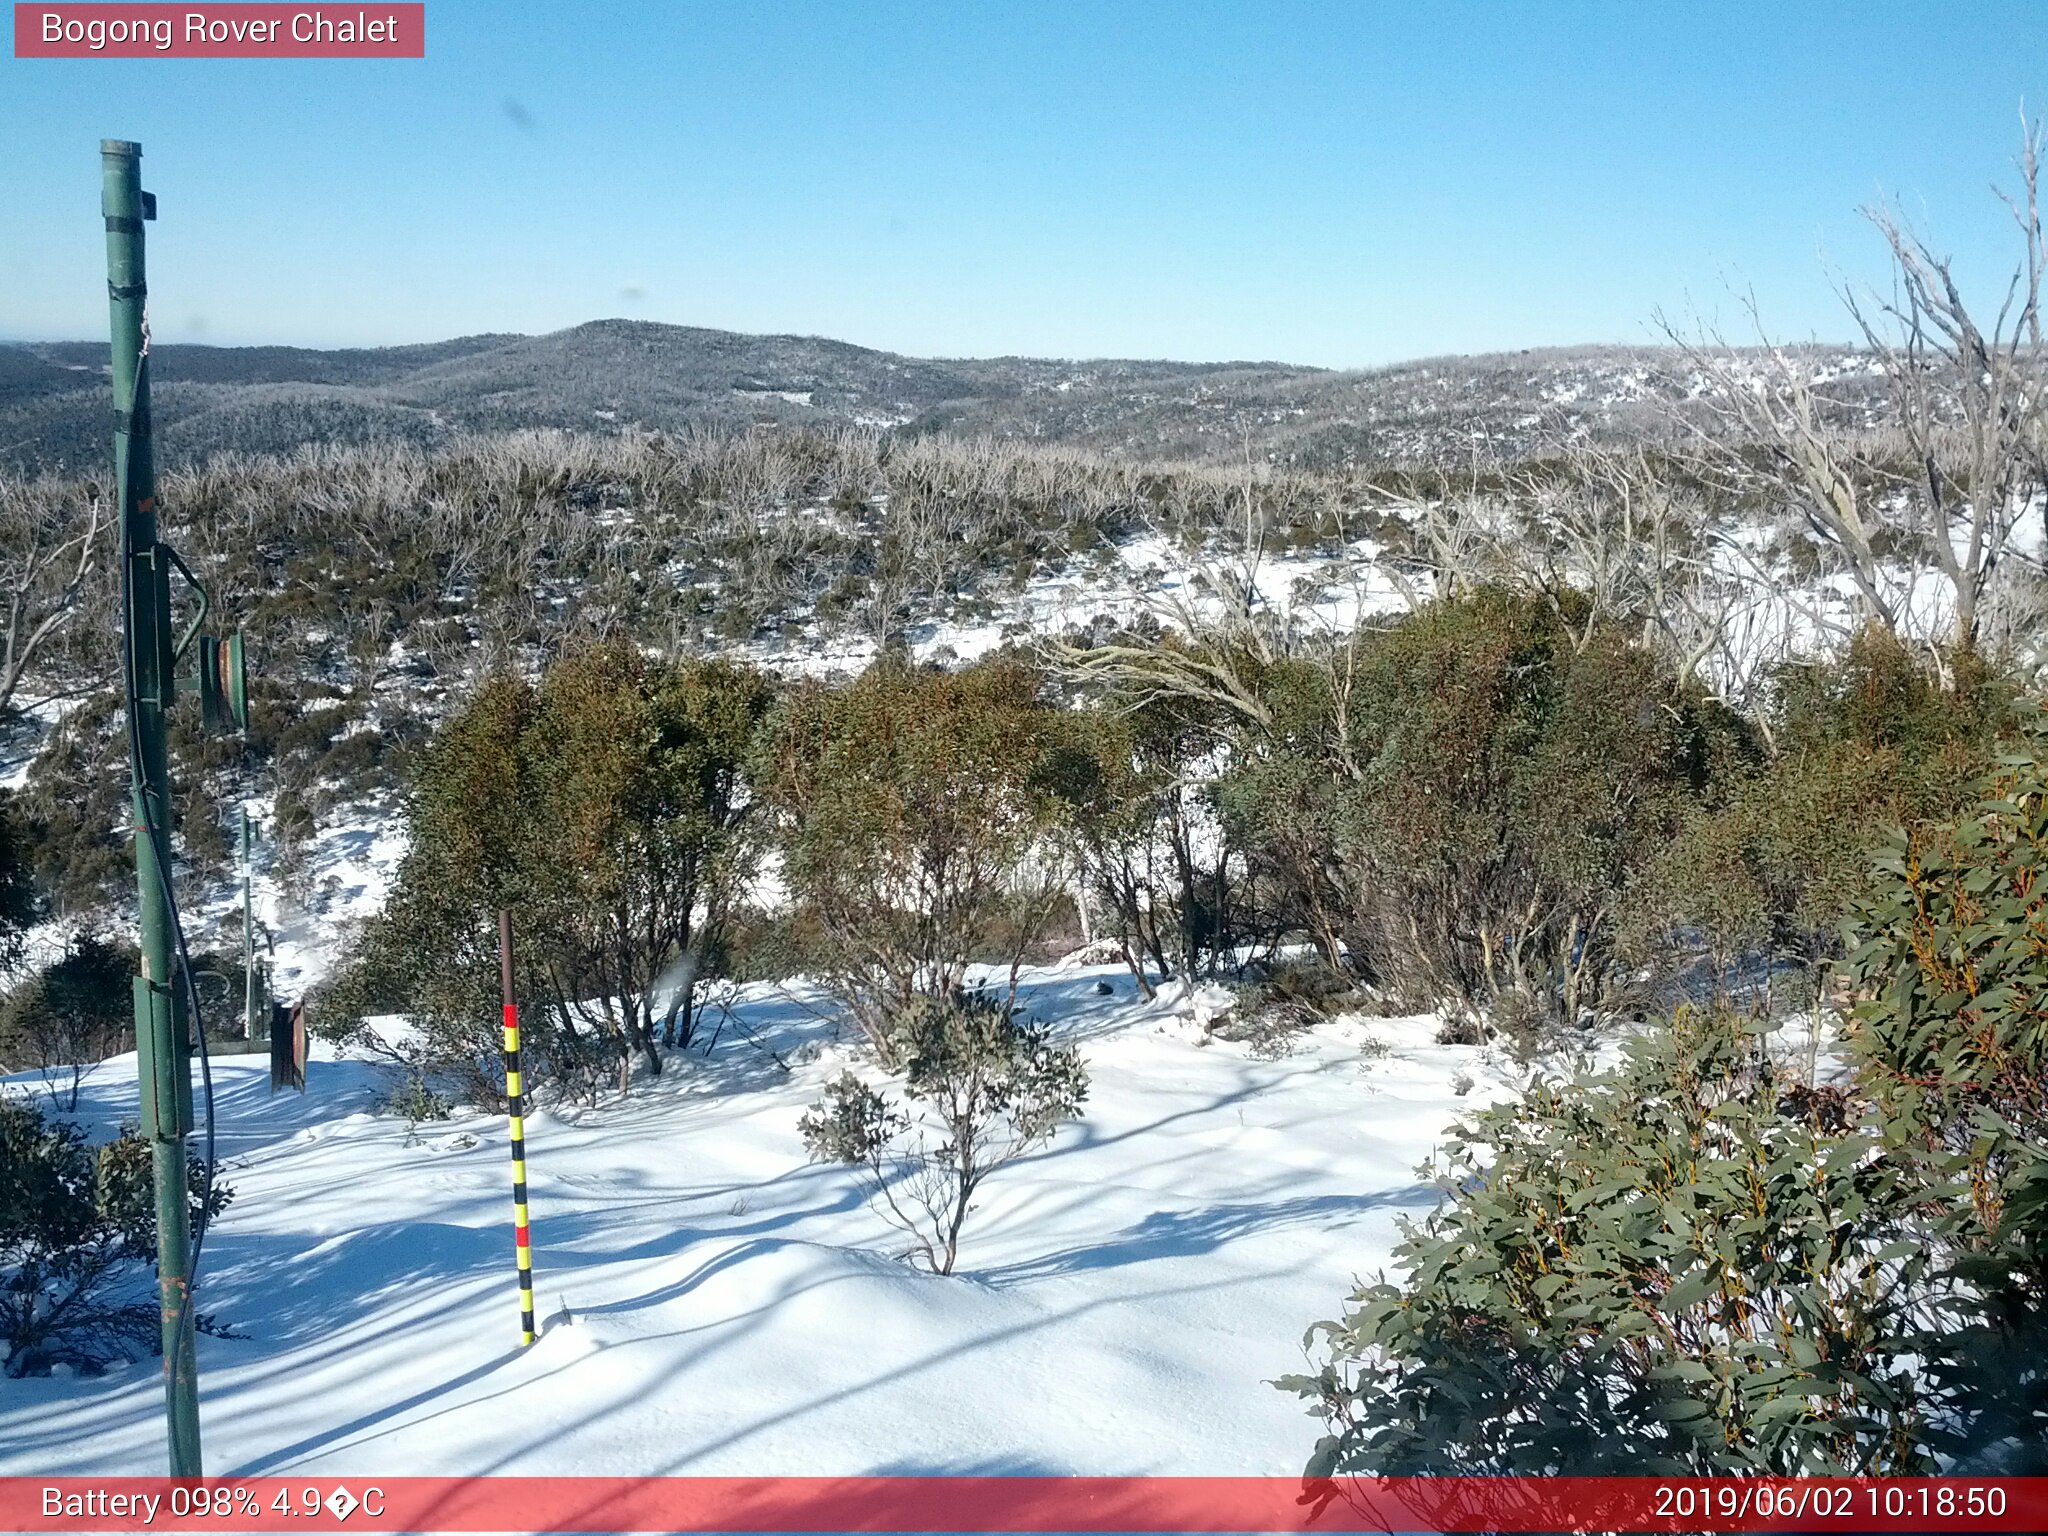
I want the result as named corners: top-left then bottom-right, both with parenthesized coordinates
top-left (13, 4), bottom-right (424, 58)
top-left (2, 1476), bottom-right (2044, 1533)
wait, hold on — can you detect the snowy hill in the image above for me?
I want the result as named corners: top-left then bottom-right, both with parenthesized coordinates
top-left (0, 963), bottom-right (1508, 1477)
top-left (0, 324), bottom-right (1884, 474)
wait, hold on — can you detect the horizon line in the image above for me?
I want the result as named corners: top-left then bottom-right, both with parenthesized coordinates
top-left (0, 317), bottom-right (1876, 377)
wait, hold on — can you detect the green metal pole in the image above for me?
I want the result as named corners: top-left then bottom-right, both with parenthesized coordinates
top-left (103, 138), bottom-right (202, 1479)
top-left (242, 806), bottom-right (256, 1040)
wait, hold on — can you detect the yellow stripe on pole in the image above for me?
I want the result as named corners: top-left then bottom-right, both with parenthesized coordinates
top-left (500, 909), bottom-right (537, 1349)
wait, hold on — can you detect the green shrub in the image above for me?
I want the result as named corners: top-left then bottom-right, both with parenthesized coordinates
top-left (1219, 957), bottom-right (1369, 1058)
top-left (1220, 588), bottom-right (1744, 1029)
top-left (382, 1073), bottom-right (454, 1125)
top-left (799, 993), bottom-right (1087, 1274)
top-left (1843, 705), bottom-right (2048, 1456)
top-left (718, 903), bottom-right (819, 985)
top-left (1284, 1007), bottom-right (1950, 1474)
top-left (761, 657), bottom-right (1073, 1057)
top-left (1774, 626), bottom-right (2014, 761)
top-left (1, 1099), bottom-right (231, 1377)
top-left (320, 646), bottom-right (773, 1099)
top-left (1287, 706), bottom-right (2048, 1476)
top-left (15, 699), bottom-right (127, 916)
top-left (0, 933), bottom-right (138, 1107)
top-left (1636, 627), bottom-right (2016, 996)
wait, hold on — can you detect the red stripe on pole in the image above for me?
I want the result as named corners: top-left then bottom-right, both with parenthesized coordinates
top-left (3, 1477), bottom-right (2044, 1532)
top-left (514, 1224), bottom-right (530, 1247)
top-left (502, 1003), bottom-right (517, 1030)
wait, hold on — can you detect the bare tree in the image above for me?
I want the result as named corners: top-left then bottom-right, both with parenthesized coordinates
top-left (1665, 116), bottom-right (2048, 669)
top-left (1540, 446), bottom-right (1806, 731)
top-left (1042, 448), bottom-right (1299, 736)
top-left (1662, 310), bottom-right (1907, 640)
top-left (1843, 115), bottom-right (2047, 658)
top-left (0, 477), bottom-right (108, 727)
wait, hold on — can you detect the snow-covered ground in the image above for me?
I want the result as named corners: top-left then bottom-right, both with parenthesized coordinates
top-left (0, 964), bottom-right (1515, 1478)
top-left (0, 495), bottom-right (1951, 1478)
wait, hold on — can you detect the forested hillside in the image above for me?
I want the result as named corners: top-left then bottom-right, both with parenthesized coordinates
top-left (1, 321), bottom-right (1894, 474)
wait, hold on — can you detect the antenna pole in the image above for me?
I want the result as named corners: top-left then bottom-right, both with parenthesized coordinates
top-left (104, 137), bottom-right (202, 1477)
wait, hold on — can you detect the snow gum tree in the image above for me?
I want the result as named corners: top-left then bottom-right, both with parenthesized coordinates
top-left (1039, 695), bottom-right (1227, 994)
top-left (314, 673), bottom-right (530, 1104)
top-left (319, 642), bottom-right (773, 1098)
top-left (1670, 120), bottom-right (2048, 673)
top-left (760, 656), bottom-right (1073, 1058)
top-left (1215, 588), bottom-right (1743, 1031)
top-left (519, 644), bottom-right (774, 1074)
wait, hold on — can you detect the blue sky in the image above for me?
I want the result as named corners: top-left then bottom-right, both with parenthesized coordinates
top-left (3, 2), bottom-right (2042, 365)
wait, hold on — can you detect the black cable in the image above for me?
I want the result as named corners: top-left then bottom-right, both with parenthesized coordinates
top-left (117, 345), bottom-right (218, 1385)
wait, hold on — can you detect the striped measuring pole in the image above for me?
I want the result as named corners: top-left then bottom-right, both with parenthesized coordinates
top-left (499, 910), bottom-right (537, 1346)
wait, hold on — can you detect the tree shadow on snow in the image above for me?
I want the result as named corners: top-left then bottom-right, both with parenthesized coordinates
top-left (970, 1188), bottom-right (1438, 1289)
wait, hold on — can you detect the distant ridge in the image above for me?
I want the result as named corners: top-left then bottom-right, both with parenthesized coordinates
top-left (0, 319), bottom-right (1879, 474)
